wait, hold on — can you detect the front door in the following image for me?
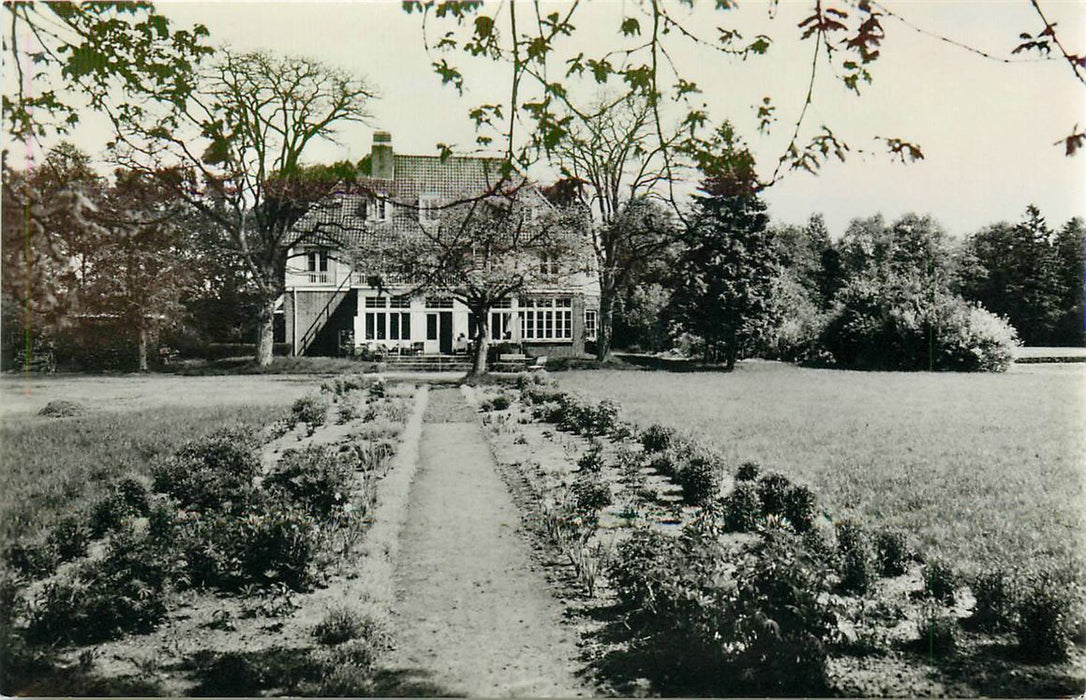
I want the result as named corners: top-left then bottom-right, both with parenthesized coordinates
top-left (439, 311), bottom-right (453, 354)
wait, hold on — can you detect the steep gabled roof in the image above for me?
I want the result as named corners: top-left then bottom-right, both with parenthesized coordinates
top-left (291, 152), bottom-right (539, 251)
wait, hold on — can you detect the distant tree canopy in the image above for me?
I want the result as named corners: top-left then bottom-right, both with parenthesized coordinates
top-left (2, 144), bottom-right (198, 370)
top-left (956, 206), bottom-right (1083, 346)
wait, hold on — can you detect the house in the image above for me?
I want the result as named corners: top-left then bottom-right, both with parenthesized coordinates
top-left (282, 132), bottom-right (600, 358)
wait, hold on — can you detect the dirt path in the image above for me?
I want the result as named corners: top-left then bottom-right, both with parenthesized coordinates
top-left (376, 387), bottom-right (590, 697)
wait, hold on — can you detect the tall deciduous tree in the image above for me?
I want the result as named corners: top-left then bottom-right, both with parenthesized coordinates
top-left (670, 179), bottom-right (779, 370)
top-left (85, 169), bottom-right (196, 370)
top-left (372, 190), bottom-right (583, 376)
top-left (1, 144), bottom-right (104, 366)
top-left (111, 49), bottom-right (376, 365)
top-left (547, 95), bottom-right (678, 359)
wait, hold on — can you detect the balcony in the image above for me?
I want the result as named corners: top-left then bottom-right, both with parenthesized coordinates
top-left (307, 272), bottom-right (332, 284)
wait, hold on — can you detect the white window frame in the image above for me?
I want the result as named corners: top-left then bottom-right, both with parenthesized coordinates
top-left (584, 309), bottom-right (598, 341)
top-left (419, 194), bottom-right (442, 223)
top-left (520, 296), bottom-right (573, 341)
top-left (306, 249), bottom-right (331, 284)
top-left (364, 311), bottom-right (411, 341)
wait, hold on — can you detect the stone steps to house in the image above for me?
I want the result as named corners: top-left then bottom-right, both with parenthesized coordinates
top-left (384, 355), bottom-right (472, 372)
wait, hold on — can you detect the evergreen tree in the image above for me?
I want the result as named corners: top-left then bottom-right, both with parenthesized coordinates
top-left (958, 205), bottom-right (1064, 345)
top-left (670, 180), bottom-right (779, 370)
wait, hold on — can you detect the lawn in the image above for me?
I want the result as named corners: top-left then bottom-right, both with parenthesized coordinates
top-left (0, 374), bottom-right (317, 544)
top-left (556, 362), bottom-right (1085, 579)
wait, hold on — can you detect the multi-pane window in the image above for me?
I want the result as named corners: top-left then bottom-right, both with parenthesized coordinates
top-left (358, 196), bottom-right (391, 222)
top-left (539, 253), bottom-right (560, 276)
top-left (419, 194), bottom-right (442, 222)
top-left (520, 297), bottom-right (572, 340)
top-left (584, 309), bottom-right (598, 341)
top-left (363, 296), bottom-right (410, 340)
top-left (307, 249), bottom-right (330, 284)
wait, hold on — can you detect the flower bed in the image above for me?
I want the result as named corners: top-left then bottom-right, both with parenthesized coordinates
top-left (471, 372), bottom-right (1085, 697)
top-left (1, 374), bottom-right (423, 696)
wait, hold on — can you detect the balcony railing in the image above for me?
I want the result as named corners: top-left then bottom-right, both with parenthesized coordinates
top-left (307, 271), bottom-right (332, 284)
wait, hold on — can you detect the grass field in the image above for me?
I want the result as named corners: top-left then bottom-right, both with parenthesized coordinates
top-left (0, 374), bottom-right (318, 544)
top-left (557, 361), bottom-right (1085, 579)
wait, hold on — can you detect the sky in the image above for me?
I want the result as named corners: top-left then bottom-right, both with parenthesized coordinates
top-left (9, 0), bottom-right (1086, 238)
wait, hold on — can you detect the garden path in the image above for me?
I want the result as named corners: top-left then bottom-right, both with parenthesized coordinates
top-left (374, 386), bottom-right (590, 697)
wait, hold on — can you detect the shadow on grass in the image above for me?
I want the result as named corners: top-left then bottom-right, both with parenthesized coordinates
top-left (909, 633), bottom-right (1085, 698)
top-left (3, 666), bottom-right (164, 697)
top-left (369, 667), bottom-right (464, 696)
top-left (183, 647), bottom-right (464, 697)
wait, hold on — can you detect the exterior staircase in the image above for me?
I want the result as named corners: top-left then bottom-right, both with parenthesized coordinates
top-left (383, 354), bottom-right (472, 372)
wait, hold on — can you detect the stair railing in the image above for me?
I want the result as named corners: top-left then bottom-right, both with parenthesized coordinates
top-left (296, 273), bottom-right (354, 355)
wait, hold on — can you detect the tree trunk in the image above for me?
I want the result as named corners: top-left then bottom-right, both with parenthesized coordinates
top-left (137, 326), bottom-right (149, 373)
top-left (255, 296), bottom-right (277, 367)
top-left (470, 314), bottom-right (490, 377)
top-left (724, 328), bottom-right (738, 371)
top-left (595, 283), bottom-right (616, 361)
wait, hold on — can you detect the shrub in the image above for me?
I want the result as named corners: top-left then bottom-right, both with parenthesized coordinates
top-left (25, 527), bottom-right (172, 645)
top-left (37, 400), bottom-right (84, 417)
top-left (1015, 571), bottom-right (1076, 660)
top-left (817, 284), bottom-right (1018, 372)
top-left (721, 482), bottom-right (761, 532)
top-left (917, 603), bottom-right (959, 656)
top-left (265, 445), bottom-right (352, 520)
top-left (610, 524), bottom-right (836, 695)
top-left (178, 499), bottom-right (317, 592)
top-left (591, 399), bottom-right (621, 436)
top-left (735, 460), bottom-right (760, 482)
top-left (489, 394), bottom-right (512, 411)
top-left (115, 477), bottom-right (151, 516)
top-left (88, 488), bottom-right (143, 538)
top-left (874, 529), bottom-right (911, 577)
top-left (757, 472), bottom-right (793, 517)
top-left (970, 568), bottom-right (1016, 632)
top-left (291, 394), bottom-right (329, 429)
top-left (47, 516), bottom-right (89, 562)
top-left (836, 519), bottom-right (875, 594)
top-left (572, 473), bottom-right (613, 514)
top-left (923, 558), bottom-right (957, 603)
top-left (151, 428), bottom-right (261, 512)
top-left (577, 439), bottom-right (606, 473)
top-left (672, 444), bottom-right (723, 506)
top-left (146, 496), bottom-right (180, 546)
top-left (531, 400), bottom-right (564, 423)
top-left (4, 539), bottom-right (57, 578)
top-left (640, 424), bottom-right (675, 453)
top-left (783, 484), bottom-right (817, 533)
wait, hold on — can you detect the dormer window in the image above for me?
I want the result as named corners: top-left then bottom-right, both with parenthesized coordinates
top-left (419, 194), bottom-right (442, 223)
top-left (358, 195), bottom-right (391, 222)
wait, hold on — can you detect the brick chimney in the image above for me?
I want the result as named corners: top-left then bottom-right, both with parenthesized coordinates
top-left (371, 131), bottom-right (393, 180)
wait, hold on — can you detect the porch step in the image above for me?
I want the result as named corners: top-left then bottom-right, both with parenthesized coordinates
top-left (383, 355), bottom-right (472, 372)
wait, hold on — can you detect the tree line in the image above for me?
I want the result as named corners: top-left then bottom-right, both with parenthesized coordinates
top-left (608, 193), bottom-right (1084, 371)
